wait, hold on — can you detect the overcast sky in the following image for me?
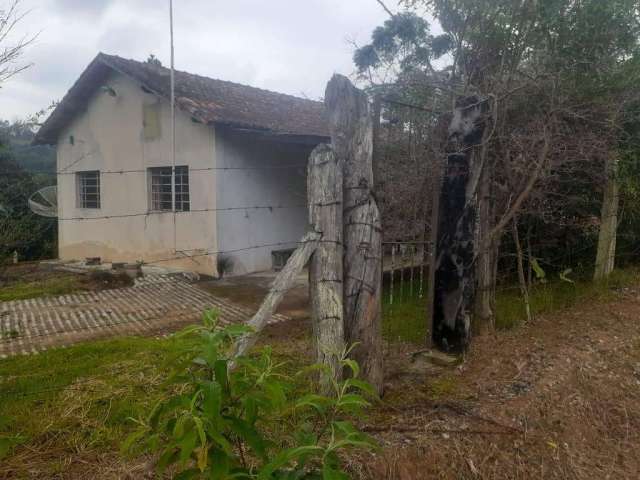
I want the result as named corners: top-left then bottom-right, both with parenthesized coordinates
top-left (0, 0), bottom-right (395, 120)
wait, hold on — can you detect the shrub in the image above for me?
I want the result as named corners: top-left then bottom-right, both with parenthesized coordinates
top-left (125, 310), bottom-right (377, 479)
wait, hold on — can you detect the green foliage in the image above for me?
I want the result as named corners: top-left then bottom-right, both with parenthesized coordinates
top-left (0, 126), bottom-right (56, 269)
top-left (495, 267), bottom-right (640, 329)
top-left (353, 12), bottom-right (437, 74)
top-left (125, 310), bottom-right (377, 479)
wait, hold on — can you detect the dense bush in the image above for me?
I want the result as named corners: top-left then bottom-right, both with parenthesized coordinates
top-left (125, 310), bottom-right (377, 479)
top-left (0, 134), bottom-right (57, 274)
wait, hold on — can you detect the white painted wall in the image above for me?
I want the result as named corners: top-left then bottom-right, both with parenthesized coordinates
top-left (215, 130), bottom-right (312, 275)
top-left (56, 72), bottom-right (218, 275)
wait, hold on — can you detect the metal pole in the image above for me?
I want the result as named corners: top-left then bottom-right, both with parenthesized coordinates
top-left (169, 0), bottom-right (177, 252)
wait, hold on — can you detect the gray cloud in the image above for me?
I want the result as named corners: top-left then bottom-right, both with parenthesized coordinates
top-left (0, 0), bottom-right (389, 119)
top-left (51, 0), bottom-right (111, 16)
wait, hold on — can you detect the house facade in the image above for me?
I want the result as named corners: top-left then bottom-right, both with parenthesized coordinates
top-left (34, 53), bottom-right (328, 276)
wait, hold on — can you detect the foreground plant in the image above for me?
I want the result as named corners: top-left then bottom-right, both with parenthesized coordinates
top-left (125, 310), bottom-right (376, 479)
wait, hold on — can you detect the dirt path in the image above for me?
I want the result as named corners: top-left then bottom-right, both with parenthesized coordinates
top-left (361, 284), bottom-right (640, 479)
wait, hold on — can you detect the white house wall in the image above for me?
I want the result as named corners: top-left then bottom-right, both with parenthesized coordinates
top-left (215, 130), bottom-right (311, 275)
top-left (56, 72), bottom-right (218, 275)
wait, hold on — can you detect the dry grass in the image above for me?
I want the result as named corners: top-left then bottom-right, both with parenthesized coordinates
top-left (357, 282), bottom-right (640, 479)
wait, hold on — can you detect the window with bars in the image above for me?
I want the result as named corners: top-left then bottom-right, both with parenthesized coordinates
top-left (148, 166), bottom-right (190, 212)
top-left (174, 166), bottom-right (190, 212)
top-left (76, 171), bottom-right (100, 209)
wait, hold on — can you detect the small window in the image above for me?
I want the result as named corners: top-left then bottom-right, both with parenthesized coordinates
top-left (76, 171), bottom-right (100, 209)
top-left (149, 166), bottom-right (190, 212)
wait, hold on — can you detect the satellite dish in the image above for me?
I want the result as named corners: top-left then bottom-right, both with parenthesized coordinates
top-left (28, 186), bottom-right (58, 218)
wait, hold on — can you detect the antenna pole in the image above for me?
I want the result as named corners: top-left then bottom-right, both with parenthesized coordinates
top-left (169, 0), bottom-right (177, 252)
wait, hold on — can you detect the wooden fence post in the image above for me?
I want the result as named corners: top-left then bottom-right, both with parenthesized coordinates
top-left (325, 74), bottom-right (384, 395)
top-left (233, 231), bottom-right (320, 360)
top-left (308, 144), bottom-right (345, 389)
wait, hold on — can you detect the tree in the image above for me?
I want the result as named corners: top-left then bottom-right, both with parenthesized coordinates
top-left (0, 0), bottom-right (36, 87)
top-left (0, 133), bottom-right (56, 278)
top-left (356, 0), bottom-right (640, 341)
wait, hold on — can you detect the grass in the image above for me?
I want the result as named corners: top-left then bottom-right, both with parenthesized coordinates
top-left (382, 267), bottom-right (640, 342)
top-left (0, 337), bottom-right (182, 468)
top-left (0, 276), bottom-right (83, 302)
top-left (382, 283), bottom-right (428, 344)
top-left (0, 330), bottom-right (308, 474)
top-left (494, 267), bottom-right (640, 329)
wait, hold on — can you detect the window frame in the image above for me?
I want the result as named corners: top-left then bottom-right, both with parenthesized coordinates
top-left (76, 170), bottom-right (101, 209)
top-left (148, 165), bottom-right (190, 212)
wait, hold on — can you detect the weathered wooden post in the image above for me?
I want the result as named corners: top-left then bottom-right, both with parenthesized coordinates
top-left (233, 231), bottom-right (320, 360)
top-left (308, 144), bottom-right (345, 388)
top-left (325, 74), bottom-right (384, 395)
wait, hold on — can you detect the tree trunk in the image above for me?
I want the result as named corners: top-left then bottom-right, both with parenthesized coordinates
top-left (594, 154), bottom-right (619, 281)
top-left (325, 74), bottom-right (384, 395)
top-left (474, 159), bottom-right (495, 335)
top-left (308, 144), bottom-right (345, 390)
top-left (512, 217), bottom-right (532, 323)
top-left (233, 231), bottom-right (319, 360)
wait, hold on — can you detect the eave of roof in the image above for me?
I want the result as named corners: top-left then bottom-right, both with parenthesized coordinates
top-left (33, 53), bottom-right (329, 145)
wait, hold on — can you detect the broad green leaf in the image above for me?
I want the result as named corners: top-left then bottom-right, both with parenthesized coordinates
top-left (202, 381), bottom-right (222, 420)
top-left (295, 394), bottom-right (331, 413)
top-left (258, 446), bottom-right (324, 479)
top-left (336, 394), bottom-right (371, 410)
top-left (147, 399), bottom-right (165, 429)
top-left (228, 417), bottom-right (268, 461)
top-left (341, 359), bottom-right (360, 378)
top-left (214, 360), bottom-right (230, 397)
top-left (208, 447), bottom-right (232, 479)
top-left (342, 378), bottom-right (376, 398)
top-left (179, 429), bottom-right (198, 466)
top-left (121, 428), bottom-right (148, 454)
top-left (203, 309), bottom-right (218, 328)
top-left (157, 447), bottom-right (180, 473)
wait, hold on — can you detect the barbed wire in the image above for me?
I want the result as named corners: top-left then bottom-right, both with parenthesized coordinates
top-left (56, 204), bottom-right (306, 222)
top-left (0, 163), bottom-right (308, 177)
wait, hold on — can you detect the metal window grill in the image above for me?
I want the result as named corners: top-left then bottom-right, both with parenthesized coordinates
top-left (150, 167), bottom-right (173, 211)
top-left (149, 166), bottom-right (189, 211)
top-left (77, 171), bottom-right (100, 209)
top-left (175, 166), bottom-right (190, 212)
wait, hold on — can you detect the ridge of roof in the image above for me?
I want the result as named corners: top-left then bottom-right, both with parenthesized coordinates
top-left (97, 52), bottom-right (325, 108)
top-left (34, 52), bottom-right (329, 145)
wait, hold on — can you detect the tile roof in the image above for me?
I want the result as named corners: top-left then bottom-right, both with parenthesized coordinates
top-left (34, 53), bottom-right (329, 145)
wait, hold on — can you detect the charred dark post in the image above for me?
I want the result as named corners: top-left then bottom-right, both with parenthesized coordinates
top-left (428, 96), bottom-right (488, 351)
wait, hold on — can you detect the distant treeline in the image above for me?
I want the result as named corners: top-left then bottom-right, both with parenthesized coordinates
top-left (0, 119), bottom-right (55, 174)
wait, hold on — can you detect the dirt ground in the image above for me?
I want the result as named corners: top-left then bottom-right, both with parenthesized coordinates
top-left (184, 278), bottom-right (640, 479)
top-left (198, 272), bottom-right (310, 320)
top-left (350, 283), bottom-right (640, 479)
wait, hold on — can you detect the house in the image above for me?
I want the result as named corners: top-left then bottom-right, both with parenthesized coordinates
top-left (34, 53), bottom-right (329, 276)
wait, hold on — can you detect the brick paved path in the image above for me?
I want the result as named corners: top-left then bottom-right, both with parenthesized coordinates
top-left (0, 276), bottom-right (287, 358)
